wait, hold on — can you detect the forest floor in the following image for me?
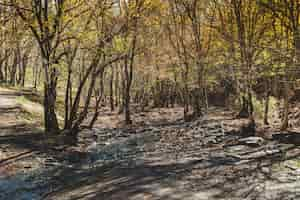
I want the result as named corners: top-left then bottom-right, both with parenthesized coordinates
top-left (0, 87), bottom-right (300, 200)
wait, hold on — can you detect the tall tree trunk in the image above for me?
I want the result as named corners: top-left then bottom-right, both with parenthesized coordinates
top-left (110, 65), bottom-right (114, 111)
top-left (89, 71), bottom-right (105, 128)
top-left (0, 62), bottom-right (4, 82)
top-left (115, 64), bottom-right (119, 108)
top-left (10, 52), bottom-right (17, 86)
top-left (4, 56), bottom-right (8, 83)
top-left (183, 65), bottom-right (189, 121)
top-left (64, 68), bottom-right (72, 129)
top-left (33, 57), bottom-right (39, 89)
top-left (264, 91), bottom-right (270, 125)
top-left (124, 57), bottom-right (132, 124)
top-left (20, 53), bottom-right (28, 87)
top-left (281, 80), bottom-right (289, 130)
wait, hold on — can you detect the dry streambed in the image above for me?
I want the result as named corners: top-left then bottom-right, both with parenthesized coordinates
top-left (0, 117), bottom-right (300, 200)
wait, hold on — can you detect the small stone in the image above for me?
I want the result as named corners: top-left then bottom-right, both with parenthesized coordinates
top-left (261, 167), bottom-right (270, 174)
top-left (238, 136), bottom-right (265, 146)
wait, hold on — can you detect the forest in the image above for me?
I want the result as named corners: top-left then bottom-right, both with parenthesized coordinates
top-left (0, 0), bottom-right (299, 199)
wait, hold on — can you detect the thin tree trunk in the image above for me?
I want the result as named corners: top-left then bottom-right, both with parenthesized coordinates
top-left (10, 52), bottom-right (17, 86)
top-left (281, 81), bottom-right (289, 130)
top-left (64, 68), bottom-right (72, 129)
top-left (124, 57), bottom-right (132, 124)
top-left (0, 62), bottom-right (4, 82)
top-left (110, 65), bottom-right (114, 112)
top-left (183, 66), bottom-right (189, 121)
top-left (33, 57), bottom-right (39, 89)
top-left (21, 53), bottom-right (28, 87)
top-left (115, 64), bottom-right (119, 108)
top-left (89, 71), bottom-right (105, 128)
top-left (4, 56), bottom-right (8, 83)
top-left (264, 91), bottom-right (270, 125)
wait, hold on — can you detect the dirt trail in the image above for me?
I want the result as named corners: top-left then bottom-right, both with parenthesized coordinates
top-left (0, 88), bottom-right (44, 178)
top-left (0, 88), bottom-right (299, 200)
top-left (0, 89), bottom-right (21, 128)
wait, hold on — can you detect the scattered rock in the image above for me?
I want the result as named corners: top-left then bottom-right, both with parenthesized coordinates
top-left (261, 167), bottom-right (270, 174)
top-left (238, 137), bottom-right (265, 147)
top-left (1, 111), bottom-right (299, 200)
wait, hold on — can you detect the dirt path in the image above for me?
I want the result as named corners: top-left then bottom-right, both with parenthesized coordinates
top-left (0, 88), bottom-right (44, 178)
top-left (0, 89), bottom-right (21, 128)
top-left (0, 88), bottom-right (299, 200)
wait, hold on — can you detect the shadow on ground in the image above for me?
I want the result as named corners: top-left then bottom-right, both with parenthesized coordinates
top-left (44, 143), bottom-right (300, 200)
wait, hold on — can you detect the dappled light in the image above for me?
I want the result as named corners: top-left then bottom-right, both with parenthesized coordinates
top-left (0, 0), bottom-right (300, 200)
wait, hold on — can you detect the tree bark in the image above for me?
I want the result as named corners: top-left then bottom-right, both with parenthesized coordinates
top-left (0, 61), bottom-right (4, 82)
top-left (264, 91), bottom-right (270, 125)
top-left (89, 71), bottom-right (105, 128)
top-left (9, 52), bottom-right (17, 86)
top-left (110, 65), bottom-right (115, 112)
top-left (124, 57), bottom-right (132, 124)
top-left (44, 67), bottom-right (59, 133)
top-left (281, 80), bottom-right (289, 130)
top-left (64, 67), bottom-right (72, 130)
top-left (115, 64), bottom-right (120, 108)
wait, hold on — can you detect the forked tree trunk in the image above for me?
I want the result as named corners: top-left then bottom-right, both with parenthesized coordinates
top-left (237, 96), bottom-right (250, 118)
top-left (44, 79), bottom-right (59, 133)
top-left (71, 71), bottom-right (98, 133)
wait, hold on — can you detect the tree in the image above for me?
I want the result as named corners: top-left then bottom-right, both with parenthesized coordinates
top-left (213, 0), bottom-right (272, 121)
top-left (259, 0), bottom-right (300, 130)
top-left (6, 0), bottom-right (67, 133)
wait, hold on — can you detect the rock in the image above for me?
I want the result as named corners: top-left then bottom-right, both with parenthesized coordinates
top-left (284, 160), bottom-right (300, 171)
top-left (261, 167), bottom-right (270, 174)
top-left (238, 137), bottom-right (265, 147)
top-left (225, 145), bottom-right (249, 153)
top-left (230, 149), bottom-right (282, 160)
